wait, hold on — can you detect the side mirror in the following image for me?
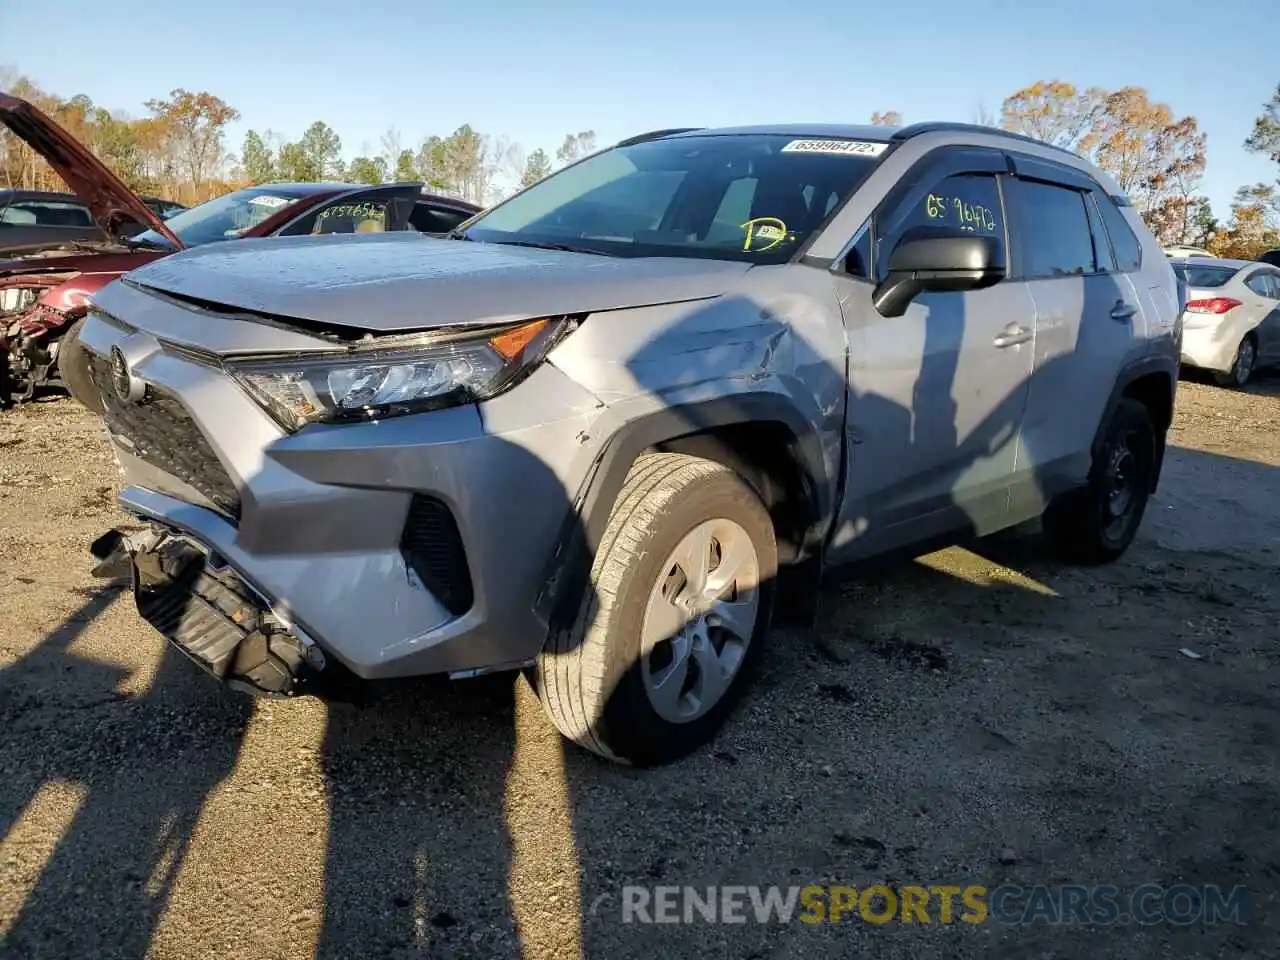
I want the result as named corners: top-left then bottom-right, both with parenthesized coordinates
top-left (872, 233), bottom-right (1005, 317)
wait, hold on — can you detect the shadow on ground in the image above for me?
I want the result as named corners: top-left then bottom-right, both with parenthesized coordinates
top-left (2, 443), bottom-right (1276, 959)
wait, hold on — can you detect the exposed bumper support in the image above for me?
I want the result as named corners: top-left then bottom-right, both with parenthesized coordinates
top-left (91, 524), bottom-right (367, 701)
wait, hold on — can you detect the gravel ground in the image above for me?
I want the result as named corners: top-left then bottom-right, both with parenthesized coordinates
top-left (1, 376), bottom-right (1278, 960)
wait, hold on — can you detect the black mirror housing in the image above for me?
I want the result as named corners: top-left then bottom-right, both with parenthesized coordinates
top-left (872, 233), bottom-right (1005, 317)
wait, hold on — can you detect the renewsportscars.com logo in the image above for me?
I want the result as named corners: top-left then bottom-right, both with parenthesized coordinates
top-left (598, 883), bottom-right (1250, 926)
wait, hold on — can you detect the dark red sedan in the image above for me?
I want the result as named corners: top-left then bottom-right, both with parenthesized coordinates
top-left (1, 92), bottom-right (480, 407)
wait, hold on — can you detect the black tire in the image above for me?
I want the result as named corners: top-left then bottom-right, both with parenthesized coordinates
top-left (532, 452), bottom-right (777, 766)
top-left (56, 315), bottom-right (105, 415)
top-left (1042, 397), bottom-right (1156, 565)
top-left (1212, 333), bottom-right (1257, 389)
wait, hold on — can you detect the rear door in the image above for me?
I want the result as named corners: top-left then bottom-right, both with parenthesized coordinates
top-left (1243, 268), bottom-right (1280, 362)
top-left (1003, 153), bottom-right (1141, 514)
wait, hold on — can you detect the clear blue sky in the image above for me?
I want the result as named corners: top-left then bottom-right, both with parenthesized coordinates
top-left (1, 0), bottom-right (1274, 216)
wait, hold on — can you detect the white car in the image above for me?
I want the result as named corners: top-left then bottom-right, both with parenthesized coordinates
top-left (1172, 256), bottom-right (1280, 387)
top-left (1164, 244), bottom-right (1212, 258)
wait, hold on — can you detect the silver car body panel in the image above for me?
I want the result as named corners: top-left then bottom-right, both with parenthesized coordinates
top-left (79, 123), bottom-right (1180, 681)
top-left (122, 231), bottom-right (753, 336)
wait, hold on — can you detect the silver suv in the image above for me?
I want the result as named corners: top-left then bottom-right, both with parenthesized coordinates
top-left (77, 122), bottom-right (1182, 766)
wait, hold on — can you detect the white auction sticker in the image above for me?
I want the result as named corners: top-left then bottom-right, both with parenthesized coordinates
top-left (780, 139), bottom-right (888, 157)
top-left (248, 195), bottom-right (290, 208)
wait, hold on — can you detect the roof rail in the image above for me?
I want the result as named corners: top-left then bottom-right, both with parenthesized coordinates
top-left (890, 121), bottom-right (1083, 161)
top-left (615, 127), bottom-right (704, 147)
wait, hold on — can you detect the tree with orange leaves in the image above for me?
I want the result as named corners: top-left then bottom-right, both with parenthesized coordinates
top-left (143, 89), bottom-right (239, 204)
top-left (1000, 80), bottom-right (1103, 151)
top-left (869, 111), bottom-right (902, 126)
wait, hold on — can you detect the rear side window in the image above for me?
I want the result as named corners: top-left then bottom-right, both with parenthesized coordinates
top-left (411, 204), bottom-right (472, 234)
top-left (1010, 179), bottom-right (1096, 278)
top-left (1095, 194), bottom-right (1142, 272)
top-left (1244, 272), bottom-right (1274, 297)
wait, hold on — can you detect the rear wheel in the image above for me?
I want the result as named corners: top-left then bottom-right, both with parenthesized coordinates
top-left (1042, 397), bottom-right (1156, 565)
top-left (1213, 333), bottom-right (1256, 388)
top-left (532, 453), bottom-right (777, 766)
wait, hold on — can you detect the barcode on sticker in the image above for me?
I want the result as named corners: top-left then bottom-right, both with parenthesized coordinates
top-left (780, 139), bottom-right (888, 157)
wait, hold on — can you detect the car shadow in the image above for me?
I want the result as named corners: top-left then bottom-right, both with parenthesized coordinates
top-left (0, 584), bottom-right (253, 959)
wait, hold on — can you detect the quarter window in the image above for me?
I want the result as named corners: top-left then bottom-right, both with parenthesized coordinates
top-left (1010, 179), bottom-right (1096, 278)
top-left (1084, 193), bottom-right (1116, 272)
top-left (1095, 193), bottom-right (1142, 272)
top-left (875, 172), bottom-right (1005, 281)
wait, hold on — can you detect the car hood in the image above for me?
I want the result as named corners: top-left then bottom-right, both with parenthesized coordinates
top-left (124, 233), bottom-right (754, 333)
top-left (0, 92), bottom-right (183, 250)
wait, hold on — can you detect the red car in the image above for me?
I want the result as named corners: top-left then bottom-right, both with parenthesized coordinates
top-left (0, 92), bottom-right (481, 408)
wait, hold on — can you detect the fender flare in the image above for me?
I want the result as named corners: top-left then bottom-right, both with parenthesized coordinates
top-left (1093, 354), bottom-right (1178, 491)
top-left (533, 393), bottom-right (831, 635)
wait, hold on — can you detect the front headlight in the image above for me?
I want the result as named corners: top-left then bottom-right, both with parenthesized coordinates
top-left (227, 315), bottom-right (573, 431)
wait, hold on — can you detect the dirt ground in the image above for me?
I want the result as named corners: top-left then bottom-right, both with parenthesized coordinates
top-left (1, 375), bottom-right (1278, 960)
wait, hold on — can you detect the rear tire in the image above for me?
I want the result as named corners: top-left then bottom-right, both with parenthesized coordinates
top-left (1213, 333), bottom-right (1256, 389)
top-left (1042, 397), bottom-right (1155, 565)
top-left (56, 315), bottom-right (104, 415)
top-left (532, 453), bottom-right (777, 766)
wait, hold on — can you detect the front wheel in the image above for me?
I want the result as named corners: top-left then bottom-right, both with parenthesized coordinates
top-left (1042, 397), bottom-right (1156, 565)
top-left (1213, 334), bottom-right (1256, 389)
top-left (532, 453), bottom-right (777, 766)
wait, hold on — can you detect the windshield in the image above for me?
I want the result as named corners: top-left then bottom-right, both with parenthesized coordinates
top-left (131, 187), bottom-right (302, 248)
top-left (463, 133), bottom-right (888, 263)
top-left (1172, 262), bottom-right (1236, 288)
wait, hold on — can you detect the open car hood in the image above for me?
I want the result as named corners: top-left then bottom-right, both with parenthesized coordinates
top-left (0, 91), bottom-right (184, 250)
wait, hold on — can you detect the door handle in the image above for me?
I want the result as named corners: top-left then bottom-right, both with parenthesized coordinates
top-left (993, 325), bottom-right (1032, 348)
top-left (1110, 301), bottom-right (1138, 321)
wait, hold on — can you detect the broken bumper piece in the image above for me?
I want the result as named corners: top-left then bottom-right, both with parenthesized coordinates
top-left (90, 525), bottom-right (364, 701)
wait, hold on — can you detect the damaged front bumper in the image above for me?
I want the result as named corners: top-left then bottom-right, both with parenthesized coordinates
top-left (90, 524), bottom-right (364, 700)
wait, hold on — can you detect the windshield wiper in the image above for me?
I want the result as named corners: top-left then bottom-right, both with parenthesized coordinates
top-left (444, 228), bottom-right (472, 241)
top-left (120, 235), bottom-right (173, 251)
top-left (488, 239), bottom-right (613, 256)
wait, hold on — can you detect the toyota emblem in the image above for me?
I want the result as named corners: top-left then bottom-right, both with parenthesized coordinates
top-left (109, 346), bottom-right (143, 402)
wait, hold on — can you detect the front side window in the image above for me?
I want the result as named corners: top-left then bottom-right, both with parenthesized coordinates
top-left (462, 133), bottom-right (887, 264)
top-left (1010, 179), bottom-right (1096, 278)
top-left (874, 172), bottom-right (1006, 281)
top-left (283, 197), bottom-right (392, 236)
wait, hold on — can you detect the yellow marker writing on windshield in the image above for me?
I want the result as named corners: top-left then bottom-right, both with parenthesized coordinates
top-left (740, 217), bottom-right (789, 252)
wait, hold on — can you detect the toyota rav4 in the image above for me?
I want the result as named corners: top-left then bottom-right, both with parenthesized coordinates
top-left (76, 122), bottom-right (1182, 766)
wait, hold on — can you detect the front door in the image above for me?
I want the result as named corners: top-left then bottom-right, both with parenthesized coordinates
top-left (828, 149), bottom-right (1037, 561)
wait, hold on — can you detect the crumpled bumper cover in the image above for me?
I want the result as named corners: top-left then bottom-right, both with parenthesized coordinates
top-left (90, 524), bottom-right (366, 701)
